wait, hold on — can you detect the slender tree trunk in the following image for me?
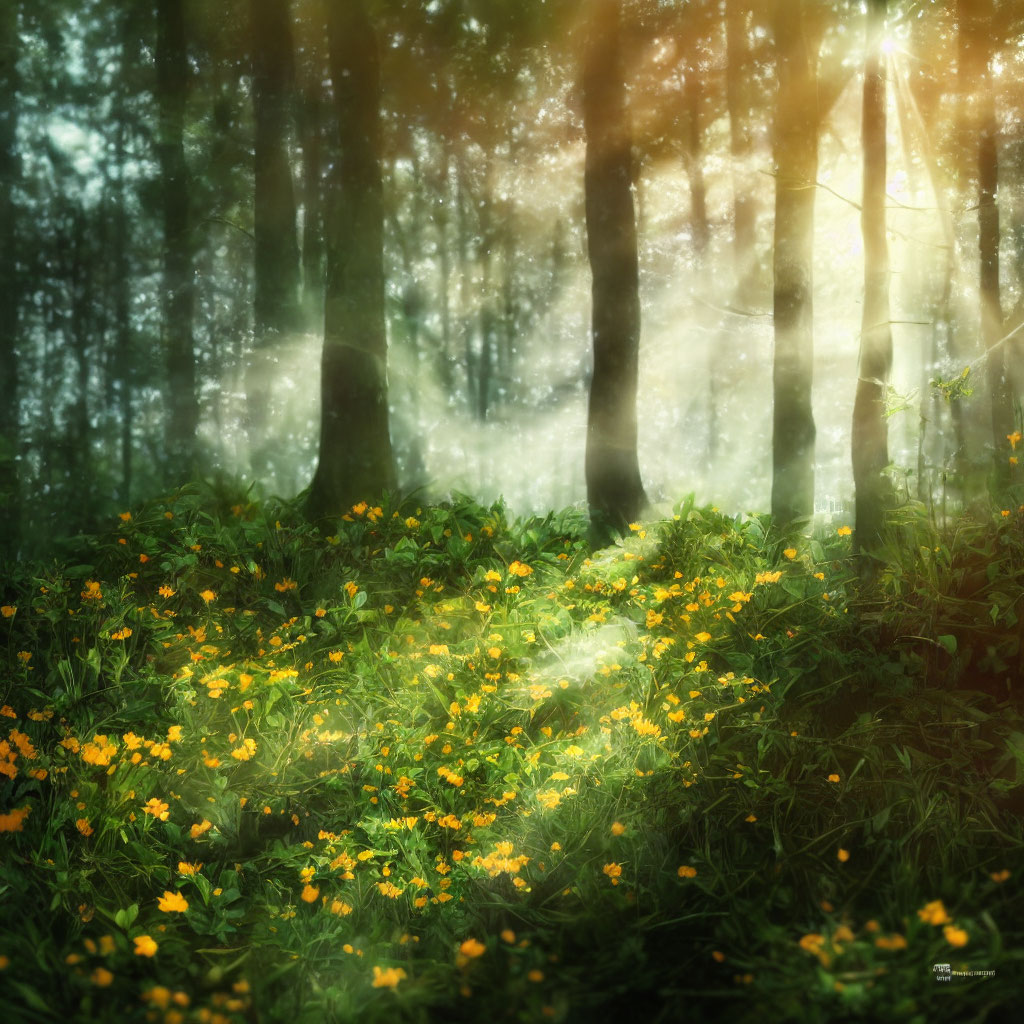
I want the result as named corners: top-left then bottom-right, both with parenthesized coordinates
top-left (959, 0), bottom-right (1013, 492)
top-left (771, 0), bottom-right (819, 529)
top-left (249, 0), bottom-right (300, 482)
top-left (251, 0), bottom-right (300, 336)
top-left (113, 119), bottom-right (133, 505)
top-left (455, 149), bottom-right (477, 413)
top-left (899, 52), bottom-right (966, 507)
top-left (0, 0), bottom-right (20, 556)
top-left (68, 208), bottom-right (93, 508)
top-left (307, 0), bottom-right (395, 516)
top-left (476, 158), bottom-right (494, 422)
top-left (300, 84), bottom-right (324, 323)
top-left (725, 0), bottom-right (759, 295)
top-left (499, 122), bottom-right (518, 394)
top-left (582, 0), bottom-right (646, 536)
top-left (852, 0), bottom-right (894, 553)
top-left (436, 144), bottom-right (454, 395)
top-left (110, 7), bottom-right (138, 506)
top-left (155, 0), bottom-right (198, 480)
top-left (680, 17), bottom-right (709, 256)
top-left (679, 3), bottom-right (720, 472)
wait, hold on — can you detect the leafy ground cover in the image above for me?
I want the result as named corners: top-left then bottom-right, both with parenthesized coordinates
top-left (1, 487), bottom-right (1022, 1023)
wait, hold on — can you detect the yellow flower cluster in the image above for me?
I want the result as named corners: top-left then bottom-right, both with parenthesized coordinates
top-left (471, 841), bottom-right (530, 878)
top-left (81, 735), bottom-right (118, 767)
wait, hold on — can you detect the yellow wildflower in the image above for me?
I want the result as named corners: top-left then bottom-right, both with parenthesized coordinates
top-left (917, 900), bottom-right (951, 926)
top-left (602, 863), bottom-right (622, 885)
top-left (143, 798), bottom-right (170, 821)
top-left (157, 891), bottom-right (189, 913)
top-left (459, 938), bottom-right (486, 958)
top-left (371, 965), bottom-right (407, 988)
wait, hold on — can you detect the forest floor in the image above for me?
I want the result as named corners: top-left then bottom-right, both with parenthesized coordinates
top-left (1, 487), bottom-right (1022, 1023)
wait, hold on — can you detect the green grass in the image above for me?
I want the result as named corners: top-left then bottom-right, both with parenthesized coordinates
top-left (1, 486), bottom-right (1022, 1023)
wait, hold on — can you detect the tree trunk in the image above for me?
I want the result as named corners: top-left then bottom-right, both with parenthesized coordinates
top-left (770, 0), bottom-right (819, 530)
top-left (852, 0), bottom-right (894, 553)
top-left (300, 84), bottom-right (324, 324)
top-left (436, 144), bottom-right (455, 395)
top-left (680, 9), bottom-right (709, 256)
top-left (155, 0), bottom-right (198, 481)
top-left (68, 207), bottom-right (93, 510)
top-left (582, 0), bottom-right (647, 536)
top-left (0, 0), bottom-right (20, 556)
top-left (113, 115), bottom-right (133, 506)
top-left (725, 0), bottom-right (759, 295)
top-left (307, 0), bottom-right (395, 516)
top-left (249, 0), bottom-right (300, 482)
top-left (959, 0), bottom-right (1013, 493)
top-left (679, 2), bottom-right (720, 473)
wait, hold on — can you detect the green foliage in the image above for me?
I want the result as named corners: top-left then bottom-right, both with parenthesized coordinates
top-left (930, 366), bottom-right (974, 403)
top-left (0, 485), bottom-right (1021, 1022)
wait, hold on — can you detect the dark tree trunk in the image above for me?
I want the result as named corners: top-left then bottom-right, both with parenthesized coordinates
top-left (455, 149), bottom-right (476, 413)
top-left (155, 0), bottom-right (198, 480)
top-left (112, 119), bottom-right (133, 506)
top-left (300, 84), bottom-right (324, 323)
top-left (770, 0), bottom-right (819, 530)
top-left (959, 0), bottom-right (1013, 493)
top-left (852, 0), bottom-right (894, 554)
top-left (68, 208), bottom-right (93, 509)
top-left (111, 7), bottom-right (138, 506)
top-left (679, 2), bottom-right (721, 473)
top-left (251, 0), bottom-right (299, 335)
top-left (436, 146), bottom-right (454, 395)
top-left (725, 0), bottom-right (758, 292)
top-left (249, 0), bottom-right (300, 481)
top-left (307, 0), bottom-right (395, 516)
top-left (0, 0), bottom-right (20, 556)
top-left (476, 163), bottom-right (495, 422)
top-left (680, 7), bottom-right (709, 257)
top-left (582, 0), bottom-right (647, 536)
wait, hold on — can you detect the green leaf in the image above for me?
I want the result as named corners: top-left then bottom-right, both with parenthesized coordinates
top-left (8, 981), bottom-right (54, 1015)
top-left (113, 903), bottom-right (138, 930)
top-left (937, 634), bottom-right (957, 656)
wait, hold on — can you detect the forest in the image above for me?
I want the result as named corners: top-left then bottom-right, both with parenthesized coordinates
top-left (1, 0), bottom-right (1023, 1021)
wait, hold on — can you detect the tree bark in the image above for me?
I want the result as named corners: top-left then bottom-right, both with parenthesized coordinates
top-left (680, 7), bottom-right (709, 256)
top-left (307, 0), bottom-right (395, 516)
top-left (582, 0), bottom-right (647, 536)
top-left (725, 0), bottom-right (758, 292)
top-left (300, 84), bottom-right (324, 323)
top-left (249, 0), bottom-right (300, 481)
top-left (852, 0), bottom-right (894, 553)
top-left (959, 0), bottom-right (1013, 493)
top-left (155, 0), bottom-right (198, 480)
top-left (112, 109), bottom-right (133, 506)
top-left (770, 0), bottom-right (819, 530)
top-left (0, 0), bottom-right (20, 555)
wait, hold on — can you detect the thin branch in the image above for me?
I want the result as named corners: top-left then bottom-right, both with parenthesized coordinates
top-left (200, 216), bottom-right (255, 241)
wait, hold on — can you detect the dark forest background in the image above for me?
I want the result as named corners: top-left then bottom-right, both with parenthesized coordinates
top-left (1, 0), bottom-right (1022, 550)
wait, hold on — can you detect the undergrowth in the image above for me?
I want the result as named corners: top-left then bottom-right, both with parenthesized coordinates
top-left (1, 485), bottom-right (1022, 1023)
